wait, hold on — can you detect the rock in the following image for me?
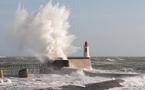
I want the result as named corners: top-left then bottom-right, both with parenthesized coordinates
top-left (18, 68), bottom-right (28, 78)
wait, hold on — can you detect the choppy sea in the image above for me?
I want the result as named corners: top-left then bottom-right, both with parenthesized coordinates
top-left (92, 57), bottom-right (145, 90)
top-left (1, 57), bottom-right (145, 90)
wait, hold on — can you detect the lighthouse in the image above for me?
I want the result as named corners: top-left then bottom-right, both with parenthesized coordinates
top-left (84, 41), bottom-right (90, 58)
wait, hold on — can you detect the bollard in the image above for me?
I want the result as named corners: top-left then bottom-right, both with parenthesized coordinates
top-left (0, 70), bottom-right (4, 79)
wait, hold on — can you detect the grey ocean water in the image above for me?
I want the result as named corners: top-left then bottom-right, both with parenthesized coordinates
top-left (90, 57), bottom-right (145, 90)
top-left (0, 57), bottom-right (145, 90)
top-left (92, 57), bottom-right (145, 73)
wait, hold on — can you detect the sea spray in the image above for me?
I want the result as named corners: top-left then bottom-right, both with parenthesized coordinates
top-left (13, 2), bottom-right (77, 60)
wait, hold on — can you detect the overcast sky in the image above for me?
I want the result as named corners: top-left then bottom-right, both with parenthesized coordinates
top-left (0, 0), bottom-right (145, 56)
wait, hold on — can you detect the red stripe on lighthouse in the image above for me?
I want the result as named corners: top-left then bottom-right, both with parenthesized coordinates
top-left (84, 41), bottom-right (88, 47)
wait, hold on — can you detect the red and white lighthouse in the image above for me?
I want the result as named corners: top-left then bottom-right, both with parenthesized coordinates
top-left (84, 41), bottom-right (90, 57)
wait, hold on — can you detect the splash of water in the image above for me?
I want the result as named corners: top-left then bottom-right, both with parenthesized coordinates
top-left (13, 2), bottom-right (77, 60)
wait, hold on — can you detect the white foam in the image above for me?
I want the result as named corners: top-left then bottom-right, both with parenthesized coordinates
top-left (121, 74), bottom-right (145, 87)
top-left (108, 74), bottom-right (145, 90)
top-left (106, 58), bottom-right (115, 62)
top-left (0, 78), bottom-right (12, 85)
top-left (91, 69), bottom-right (138, 74)
top-left (13, 2), bottom-right (78, 60)
top-left (0, 71), bottom-right (112, 89)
